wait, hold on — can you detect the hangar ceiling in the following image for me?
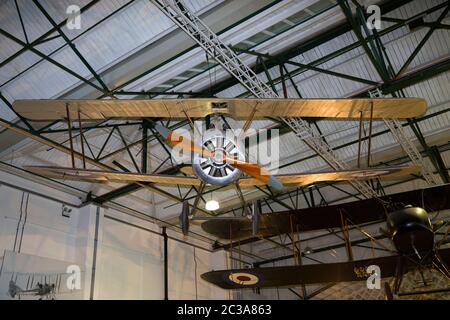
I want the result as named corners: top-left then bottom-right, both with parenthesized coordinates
top-left (0, 0), bottom-right (449, 299)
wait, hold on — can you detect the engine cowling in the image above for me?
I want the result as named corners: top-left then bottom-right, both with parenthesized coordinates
top-left (386, 207), bottom-right (434, 258)
top-left (192, 128), bottom-right (245, 186)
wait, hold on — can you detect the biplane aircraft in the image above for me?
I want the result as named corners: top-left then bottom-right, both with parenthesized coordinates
top-left (13, 98), bottom-right (425, 195)
top-left (199, 184), bottom-right (450, 299)
top-left (8, 280), bottom-right (56, 300)
top-left (201, 184), bottom-right (450, 240)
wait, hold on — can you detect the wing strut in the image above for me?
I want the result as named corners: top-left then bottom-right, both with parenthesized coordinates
top-left (65, 103), bottom-right (75, 168)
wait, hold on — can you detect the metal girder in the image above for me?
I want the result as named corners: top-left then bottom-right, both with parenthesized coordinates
top-left (200, 0), bottom-right (417, 96)
top-left (430, 145), bottom-right (450, 183)
top-left (201, 0), bottom-right (446, 189)
top-left (338, 0), bottom-right (441, 185)
top-left (254, 235), bottom-right (387, 266)
top-left (0, 0), bottom-right (119, 95)
top-left (254, 186), bottom-right (294, 211)
top-left (86, 0), bottom-right (285, 100)
top-left (236, 47), bottom-right (380, 86)
top-left (338, 0), bottom-right (390, 81)
top-left (370, 89), bottom-right (439, 185)
top-left (51, 55), bottom-right (450, 211)
top-left (152, 0), bottom-right (378, 199)
top-left (2, 0), bottom-right (414, 208)
top-left (0, 28), bottom-right (104, 93)
top-left (306, 283), bottom-right (337, 300)
top-left (381, 56), bottom-right (450, 94)
top-left (32, 0), bottom-right (110, 93)
top-left (94, 104), bottom-right (449, 217)
top-left (0, 117), bottom-right (209, 214)
top-left (0, 0), bottom-right (100, 70)
top-left (116, 126), bottom-right (141, 173)
top-left (395, 3), bottom-right (450, 78)
top-left (0, 92), bottom-right (34, 131)
top-left (204, 1), bottom-right (446, 98)
top-left (13, 0), bottom-right (29, 45)
top-left (115, 90), bottom-right (201, 97)
top-left (1, 0), bottom-right (448, 216)
top-left (1, 0), bottom-right (135, 90)
top-left (200, 25), bottom-right (351, 96)
top-left (216, 140), bottom-right (450, 218)
top-left (94, 120), bottom-right (188, 162)
top-left (152, 0), bottom-right (276, 97)
top-left (216, 171), bottom-right (450, 252)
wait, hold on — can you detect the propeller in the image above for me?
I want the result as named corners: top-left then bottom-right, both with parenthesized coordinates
top-left (154, 124), bottom-right (283, 190)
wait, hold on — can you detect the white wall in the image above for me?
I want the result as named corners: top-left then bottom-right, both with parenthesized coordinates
top-left (0, 185), bottom-right (80, 262)
top-left (0, 184), bottom-right (228, 300)
top-left (94, 211), bottom-right (165, 300)
top-left (93, 207), bottom-right (228, 300)
top-left (168, 238), bottom-right (228, 300)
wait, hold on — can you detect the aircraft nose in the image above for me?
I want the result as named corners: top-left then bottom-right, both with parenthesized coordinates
top-left (268, 176), bottom-right (283, 191)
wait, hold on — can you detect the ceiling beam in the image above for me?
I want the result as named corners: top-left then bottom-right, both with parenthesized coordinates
top-left (51, 1), bottom-right (450, 209)
top-left (200, 0), bottom-right (416, 96)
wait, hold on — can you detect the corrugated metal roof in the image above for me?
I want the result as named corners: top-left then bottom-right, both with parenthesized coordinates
top-left (0, 0), bottom-right (449, 224)
top-left (0, 0), bottom-right (221, 100)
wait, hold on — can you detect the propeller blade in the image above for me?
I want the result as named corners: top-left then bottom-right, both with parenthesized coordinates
top-left (154, 124), bottom-right (212, 158)
top-left (155, 124), bottom-right (284, 190)
top-left (229, 160), bottom-right (283, 190)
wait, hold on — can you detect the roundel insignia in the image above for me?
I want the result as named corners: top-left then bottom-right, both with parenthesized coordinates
top-left (227, 272), bottom-right (260, 286)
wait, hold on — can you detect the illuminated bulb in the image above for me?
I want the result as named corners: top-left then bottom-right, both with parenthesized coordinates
top-left (205, 200), bottom-right (219, 211)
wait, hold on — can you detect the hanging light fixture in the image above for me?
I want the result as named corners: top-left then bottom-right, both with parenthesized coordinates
top-left (205, 191), bottom-right (219, 211)
top-left (205, 199), bottom-right (219, 211)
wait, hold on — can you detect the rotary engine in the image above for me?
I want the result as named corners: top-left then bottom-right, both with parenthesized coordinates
top-left (192, 121), bottom-right (246, 187)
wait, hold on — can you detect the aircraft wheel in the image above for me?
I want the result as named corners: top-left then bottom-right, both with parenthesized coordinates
top-left (384, 282), bottom-right (394, 300)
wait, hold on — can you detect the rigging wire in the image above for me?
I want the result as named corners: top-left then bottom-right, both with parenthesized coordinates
top-left (193, 246), bottom-right (198, 300)
top-left (18, 193), bottom-right (30, 253)
top-left (13, 192), bottom-right (25, 252)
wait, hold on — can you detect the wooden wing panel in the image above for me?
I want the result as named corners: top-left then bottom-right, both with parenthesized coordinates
top-left (25, 165), bottom-right (418, 187)
top-left (201, 249), bottom-right (450, 289)
top-left (25, 166), bottom-right (201, 186)
top-left (239, 166), bottom-right (420, 187)
top-left (228, 98), bottom-right (427, 119)
top-left (13, 98), bottom-right (427, 121)
top-left (13, 99), bottom-right (211, 121)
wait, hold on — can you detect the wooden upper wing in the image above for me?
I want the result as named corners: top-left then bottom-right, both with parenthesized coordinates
top-left (13, 98), bottom-right (427, 121)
